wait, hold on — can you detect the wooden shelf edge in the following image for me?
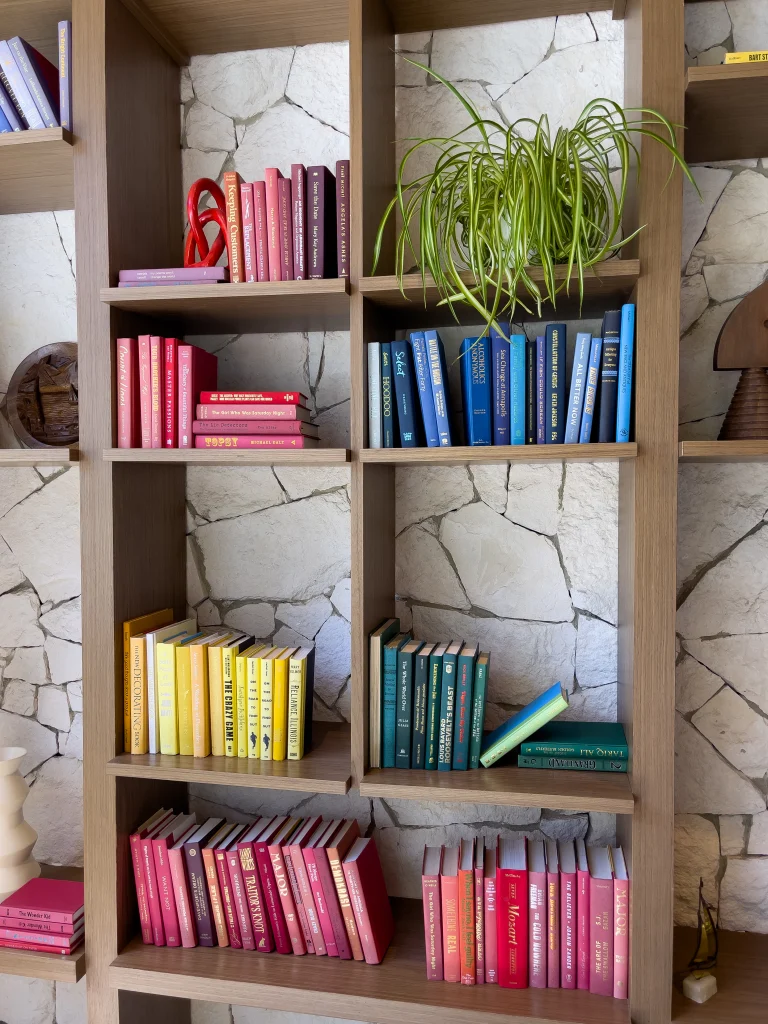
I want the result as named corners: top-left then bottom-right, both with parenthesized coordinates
top-left (0, 945), bottom-right (84, 983)
top-left (103, 448), bottom-right (350, 465)
top-left (359, 443), bottom-right (637, 465)
top-left (100, 277), bottom-right (351, 305)
top-left (678, 440), bottom-right (768, 462)
top-left (687, 62), bottom-right (768, 86)
top-left (0, 447), bottom-right (79, 466)
top-left (106, 756), bottom-right (351, 795)
top-left (0, 127), bottom-right (73, 149)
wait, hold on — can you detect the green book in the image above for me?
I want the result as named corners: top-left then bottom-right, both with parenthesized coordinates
top-left (424, 643), bottom-right (446, 770)
top-left (479, 682), bottom-right (568, 768)
top-left (520, 721), bottom-right (628, 759)
top-left (518, 754), bottom-right (627, 772)
top-left (411, 644), bottom-right (434, 770)
top-left (468, 651), bottom-right (489, 769)
top-left (395, 640), bottom-right (422, 768)
top-left (452, 643), bottom-right (477, 771)
top-left (368, 617), bottom-right (400, 769)
top-left (438, 640), bottom-right (462, 771)
top-left (382, 632), bottom-right (409, 768)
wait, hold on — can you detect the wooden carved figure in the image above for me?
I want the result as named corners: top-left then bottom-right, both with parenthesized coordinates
top-left (714, 279), bottom-right (768, 439)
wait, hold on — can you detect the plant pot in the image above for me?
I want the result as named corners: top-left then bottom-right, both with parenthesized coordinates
top-left (0, 747), bottom-right (40, 900)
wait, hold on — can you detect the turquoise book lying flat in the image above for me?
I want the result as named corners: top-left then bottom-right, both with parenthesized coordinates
top-left (479, 682), bottom-right (569, 768)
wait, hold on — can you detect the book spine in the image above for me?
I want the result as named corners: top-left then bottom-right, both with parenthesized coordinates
top-left (116, 338), bottom-right (137, 448)
top-left (9, 38), bottom-right (58, 127)
top-left (0, 43), bottom-right (39, 128)
top-left (196, 403), bottom-right (305, 419)
top-left (497, 868), bottom-right (528, 988)
top-left (214, 850), bottom-right (242, 948)
top-left (283, 846), bottom-right (313, 954)
top-left (521, 741), bottom-right (629, 758)
top-left (726, 50), bottom-right (768, 63)
top-left (130, 636), bottom-right (147, 755)
top-left (315, 847), bottom-right (352, 959)
top-left (0, 939), bottom-right (81, 954)
top-left (468, 657), bottom-right (487, 770)
top-left (525, 339), bottom-right (537, 444)
top-left (392, 341), bottom-right (420, 447)
top-left (195, 436), bottom-right (317, 449)
top-left (546, 324), bottom-right (566, 443)
top-left (272, 657), bottom-right (289, 761)
top-left (613, 875), bottom-right (629, 999)
top-left (138, 336), bottom-right (152, 448)
top-left (278, 176), bottom-right (294, 280)
top-left (547, 869), bottom-right (559, 988)
top-left (458, 866), bottom-right (476, 984)
top-left (529, 871), bottom-right (546, 987)
top-left (577, 867), bottom-right (590, 990)
top-left (177, 345), bottom-right (191, 449)
top-left (616, 304), bottom-right (635, 443)
top-left (260, 658), bottom-right (274, 761)
top-left (437, 654), bottom-right (457, 771)
top-left (203, 848), bottom-right (230, 947)
top-left (461, 337), bottom-right (492, 445)
top-left (589, 877), bottom-right (614, 997)
top-left (411, 651), bottom-right (429, 769)
top-left (492, 335), bottom-right (510, 445)
top-left (484, 874), bottom-right (497, 983)
top-left (236, 656), bottom-right (248, 759)
top-left (422, 874), bottom-right (443, 979)
top-left (287, 657), bottom-right (304, 760)
top-left (154, 839), bottom-right (182, 946)
top-left (149, 337), bottom-right (162, 448)
top-left (200, 390), bottom-right (307, 404)
top-left (336, 159), bottom-right (350, 278)
top-left (190, 644), bottom-right (210, 758)
top-left (253, 181), bottom-right (269, 282)
top-left (270, 845), bottom-right (306, 955)
top-left (265, 168), bottom-right (282, 281)
top-left (411, 333), bottom-right (440, 446)
top-left (518, 755), bottom-right (628, 772)
top-left (247, 656), bottom-right (260, 759)
top-left (382, 647), bottom-right (398, 769)
top-left (328, 850), bottom-right (364, 961)
top-left (510, 335), bottom-right (526, 445)
top-left (441, 873), bottom-right (460, 982)
top-left (452, 653), bottom-right (474, 771)
top-left (425, 332), bottom-right (452, 446)
top-left (598, 347), bottom-right (620, 443)
top-left (536, 336), bottom-right (546, 444)
top-left (0, 105), bottom-right (11, 132)
top-left (169, 846), bottom-right (197, 947)
top-left (130, 833), bottom-right (153, 944)
top-left (474, 864), bottom-right (485, 984)
top-left (290, 847), bottom-right (325, 955)
top-left (240, 183), bottom-right (257, 283)
top-left (395, 648), bottom-right (413, 769)
top-left (0, 907), bottom-right (81, 926)
top-left (291, 165), bottom-right (307, 279)
top-left (141, 836), bottom-right (166, 946)
top-left (0, 918), bottom-right (77, 935)
top-left (425, 655), bottom-right (442, 770)
top-left (254, 842), bottom-right (291, 954)
top-left (564, 332), bottom-right (592, 444)
top-left (223, 647), bottom-right (236, 758)
top-left (0, 926), bottom-right (80, 948)
top-left (342, 858), bottom-right (382, 965)
top-left (368, 343), bottom-right (382, 448)
top-left (223, 171), bottom-right (243, 284)
top-left (238, 843), bottom-right (274, 951)
top-left (308, 166), bottom-right (326, 279)
top-left (579, 337), bottom-right (603, 443)
top-left (227, 849), bottom-right (256, 950)
top-left (380, 343), bottom-right (396, 448)
top-left (306, 850), bottom-right (338, 955)
top-left (185, 843), bottom-right (215, 945)
top-left (120, 267), bottom-right (229, 283)
top-left (157, 643), bottom-right (179, 755)
top-left (163, 338), bottom-right (178, 448)
top-left (561, 871), bottom-right (577, 989)
top-left (0, 78), bottom-right (23, 130)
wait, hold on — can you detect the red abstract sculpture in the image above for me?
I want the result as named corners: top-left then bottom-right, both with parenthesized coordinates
top-left (184, 177), bottom-right (228, 268)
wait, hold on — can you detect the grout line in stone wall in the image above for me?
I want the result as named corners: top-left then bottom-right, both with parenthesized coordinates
top-left (677, 518), bottom-right (768, 608)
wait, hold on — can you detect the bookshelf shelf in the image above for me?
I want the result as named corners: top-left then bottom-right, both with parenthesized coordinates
top-left (103, 447), bottom-right (350, 466)
top-left (672, 927), bottom-right (767, 1022)
top-left (100, 279), bottom-right (351, 334)
top-left (0, 447), bottom-right (78, 466)
top-left (0, 128), bottom-right (74, 214)
top-left (359, 443), bottom-right (637, 465)
top-left (678, 440), bottom-right (768, 462)
top-left (107, 723), bottom-right (351, 795)
top-left (109, 898), bottom-right (629, 1024)
top-left (685, 64), bottom-right (768, 164)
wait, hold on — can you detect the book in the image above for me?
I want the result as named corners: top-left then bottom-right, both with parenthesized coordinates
top-left (509, 334), bottom-right (526, 445)
top-left (564, 332), bottom-right (591, 444)
top-left (213, 824), bottom-right (245, 948)
top-left (380, 343), bottom-right (396, 448)
top-left (149, 336), bottom-right (162, 448)
top-left (314, 820), bottom-right (352, 960)
top-left (396, 639), bottom-right (422, 768)
top-left (576, 838), bottom-right (590, 990)
top-left (521, 721), bottom-right (629, 759)
top-left (118, 267), bottom-right (229, 283)
top-left (285, 817), bottom-right (322, 954)
top-left (122, 609), bottom-right (173, 752)
top-left (597, 310), bottom-right (621, 442)
top-left (528, 839), bottom-right (547, 988)
top-left (452, 643), bottom-right (477, 770)
top-left (460, 336), bottom-right (492, 445)
top-left (480, 682), bottom-right (569, 768)
top-left (168, 831), bottom-right (197, 947)
top-left (497, 836), bottom-right (528, 988)
top-left (253, 817), bottom-right (292, 954)
top-left (440, 846), bottom-right (460, 982)
top-left (368, 618), bottom-right (400, 769)
top-left (163, 337), bottom-right (179, 448)
top-left (152, 814), bottom-right (196, 948)
top-left (612, 847), bottom-right (629, 999)
top-left (303, 820), bottom-right (338, 956)
top-left (392, 340), bottom-right (421, 447)
top-left (140, 814), bottom-right (171, 945)
top-left (0, 105), bottom-right (10, 132)
top-left (287, 647), bottom-right (308, 760)
top-left (226, 826), bottom-right (259, 950)
top-left (129, 634), bottom-right (149, 754)
top-left (546, 840), bottom-right (560, 988)
top-left (422, 846), bottom-right (443, 980)
top-left (130, 810), bottom-right (171, 943)
top-left (579, 336), bottom-right (603, 443)
top-left (0, 78), bottom-right (22, 131)
top-left (240, 182), bottom-right (257, 282)
top-left (278, 176), bottom-right (294, 280)
top-left (546, 323), bottom-right (566, 444)
top-left (438, 640), bottom-right (462, 770)
top-left (484, 845), bottom-right (497, 983)
top-left (474, 837), bottom-right (485, 984)
top-left (0, 925), bottom-right (83, 948)
top-left (308, 165), bottom-right (337, 278)
top-left (368, 342), bottom-right (382, 448)
top-left (195, 436), bottom-right (319, 450)
top-left (176, 631), bottom-right (213, 756)
top-left (246, 647), bottom-right (271, 759)
top-left (200, 390), bottom-right (308, 405)
top-left (536, 335), bottom-right (546, 444)
top-left (223, 171), bottom-right (244, 284)
top-left (411, 331), bottom-right (440, 447)
top-left (0, 938), bottom-right (83, 955)
top-left (265, 167), bottom-right (283, 281)
top-left (327, 820), bottom-right (364, 961)
top-left (468, 651), bottom-right (489, 770)
top-left (207, 635), bottom-right (234, 757)
top-left (291, 164), bottom-right (307, 279)
top-left (0, 877), bottom-right (84, 925)
top-left (0, 40), bottom-right (44, 128)
top-left (236, 644), bottom-right (261, 758)
top-left (178, 345), bottom-right (218, 449)
top-left (458, 838), bottom-right (476, 985)
top-left (560, 839), bottom-right (577, 990)
top-left (411, 643), bottom-right (434, 769)
top-left (272, 648), bottom-right (295, 761)
top-left (116, 338), bottom-right (139, 448)
top-left (342, 838), bottom-right (394, 965)
top-left (253, 180), bottom-right (269, 281)
top-left (156, 633), bottom-right (186, 755)
top-left (260, 648), bottom-right (283, 761)
top-left (518, 755), bottom-right (628, 772)
top-left (8, 37), bottom-right (59, 127)
top-left (222, 637), bottom-right (243, 757)
top-left (491, 328), bottom-right (510, 445)
top-left (525, 339), bottom-right (537, 444)
top-left (196, 403), bottom-right (310, 420)
top-left (0, 917), bottom-right (79, 936)
top-left (292, 646), bottom-right (315, 757)
top-left (336, 159), bottom-right (350, 278)
top-left (425, 643), bottom-right (446, 770)
top-left (616, 304), bottom-right (635, 442)
top-left (382, 632), bottom-right (409, 768)
top-left (189, 418), bottom-right (311, 436)
top-left (726, 49), bottom-right (768, 63)
top-left (424, 330), bottom-right (452, 446)
top-left (236, 820), bottom-right (274, 951)
top-left (267, 819), bottom-right (306, 953)
top-left (587, 846), bottom-right (614, 997)
top-left (189, 632), bottom-right (226, 759)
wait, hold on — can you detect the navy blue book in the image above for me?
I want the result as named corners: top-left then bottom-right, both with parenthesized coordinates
top-left (452, 643), bottom-right (477, 771)
top-left (438, 641), bottom-right (462, 770)
top-left (392, 340), bottom-right (421, 447)
top-left (425, 643), bottom-right (446, 770)
top-left (380, 342), bottom-right (397, 448)
top-left (546, 323), bottom-right (566, 443)
top-left (411, 644), bottom-right (434, 769)
top-left (424, 330), bottom-right (453, 446)
top-left (396, 640), bottom-right (422, 768)
top-left (410, 332), bottom-right (440, 447)
top-left (536, 335), bottom-right (546, 444)
top-left (0, 80), bottom-right (21, 131)
top-left (525, 339), bottom-right (537, 444)
top-left (597, 311), bottom-right (621, 442)
top-left (460, 336), bottom-right (492, 445)
top-left (382, 632), bottom-right (409, 768)
top-left (490, 327), bottom-right (510, 445)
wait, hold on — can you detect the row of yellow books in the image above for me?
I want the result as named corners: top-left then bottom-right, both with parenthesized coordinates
top-left (122, 609), bottom-right (315, 761)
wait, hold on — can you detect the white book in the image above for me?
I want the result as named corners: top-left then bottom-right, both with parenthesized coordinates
top-left (368, 342), bottom-right (382, 448)
top-left (146, 617), bottom-right (196, 753)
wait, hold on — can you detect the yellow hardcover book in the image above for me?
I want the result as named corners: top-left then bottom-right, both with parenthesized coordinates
top-left (123, 608), bottom-right (173, 752)
top-left (222, 645), bottom-right (236, 758)
top-left (725, 50), bottom-right (768, 63)
top-left (259, 649), bottom-right (284, 761)
top-left (176, 634), bottom-right (205, 756)
top-left (207, 637), bottom-right (234, 757)
top-left (287, 649), bottom-right (309, 761)
top-left (157, 636), bottom-right (185, 755)
top-left (130, 635), bottom-right (148, 754)
top-left (190, 631), bottom-right (230, 758)
top-left (247, 647), bottom-right (273, 759)
top-left (236, 644), bottom-right (264, 758)
top-left (272, 648), bottom-right (296, 762)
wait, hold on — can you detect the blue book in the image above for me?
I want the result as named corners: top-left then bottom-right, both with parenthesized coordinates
top-left (564, 332), bottom-right (592, 444)
top-left (382, 632), bottom-right (409, 768)
top-left (490, 328), bottom-right (510, 445)
top-left (480, 681), bottom-right (569, 768)
top-left (9, 38), bottom-right (59, 128)
top-left (0, 41), bottom-right (44, 129)
top-left (452, 643), bottom-right (477, 770)
top-left (392, 340), bottom-right (421, 447)
top-left (438, 641), bottom-right (462, 770)
top-left (536, 336), bottom-right (546, 444)
top-left (616, 304), bottom-right (635, 442)
top-left (460, 336), bottom-right (492, 445)
top-left (58, 22), bottom-right (72, 131)
top-left (579, 337), bottom-right (603, 443)
top-left (380, 343), bottom-right (397, 448)
top-left (0, 79), bottom-right (22, 131)
top-left (546, 323), bottom-right (566, 443)
top-left (424, 330), bottom-right (452, 446)
top-left (425, 644), bottom-right (446, 770)
top-left (410, 332), bottom-right (440, 447)
top-left (0, 105), bottom-right (11, 132)
top-left (509, 334), bottom-right (526, 445)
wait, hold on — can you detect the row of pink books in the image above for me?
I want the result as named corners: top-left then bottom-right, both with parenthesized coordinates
top-left (193, 390), bottom-right (321, 451)
top-left (0, 877), bottom-right (84, 955)
top-left (422, 836), bottom-right (628, 999)
top-left (131, 809), bottom-right (394, 963)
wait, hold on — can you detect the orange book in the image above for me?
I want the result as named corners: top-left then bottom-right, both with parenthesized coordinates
top-left (122, 608), bottom-right (173, 751)
top-left (223, 171), bottom-right (244, 283)
top-left (441, 846), bottom-right (461, 983)
top-left (129, 635), bottom-right (148, 754)
top-left (202, 822), bottom-right (238, 947)
top-left (458, 838), bottom-right (476, 985)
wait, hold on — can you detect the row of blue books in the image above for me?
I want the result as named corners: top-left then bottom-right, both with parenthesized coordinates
top-left (366, 305), bottom-right (635, 448)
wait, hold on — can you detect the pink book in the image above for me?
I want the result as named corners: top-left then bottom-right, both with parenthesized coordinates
top-left (195, 436), bottom-right (318, 450)
top-left (612, 847), bottom-right (629, 1000)
top-left (545, 839), bottom-right (560, 988)
top-left (0, 876), bottom-right (85, 926)
top-left (278, 176), bottom-right (294, 280)
top-left (226, 832), bottom-right (256, 951)
top-left (314, 820), bottom-right (353, 960)
top-left (587, 846), bottom-right (614, 997)
top-left (138, 335), bottom-right (151, 448)
top-left (559, 840), bottom-right (577, 989)
top-left (0, 925), bottom-right (82, 948)
top-left (253, 181), bottom-right (268, 281)
top-left (265, 167), bottom-right (283, 281)
top-left (151, 813), bottom-right (196, 947)
top-left (288, 817), bottom-right (326, 955)
top-left (268, 818), bottom-right (308, 955)
top-left (116, 337), bottom-right (139, 448)
top-left (169, 835), bottom-right (197, 947)
top-left (163, 338), bottom-right (178, 448)
top-left (141, 817), bottom-right (168, 945)
top-left (422, 846), bottom-right (443, 980)
top-left (527, 840), bottom-right (546, 988)
top-left (440, 846), bottom-right (460, 983)
top-left (474, 837), bottom-right (485, 984)
top-left (236, 819), bottom-right (274, 952)
top-left (240, 183), bottom-right (257, 282)
top-left (483, 846), bottom-right (497, 984)
top-left (291, 163), bottom-right (307, 279)
top-left (576, 838), bottom-right (590, 990)
top-left (196, 403), bottom-right (309, 420)
top-left (303, 820), bottom-right (339, 956)
top-left (149, 336), bottom-right (162, 448)
top-left (178, 344), bottom-right (218, 448)
top-left (254, 817), bottom-right (292, 954)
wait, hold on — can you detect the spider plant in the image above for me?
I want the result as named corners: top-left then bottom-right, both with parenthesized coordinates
top-left (373, 60), bottom-right (697, 329)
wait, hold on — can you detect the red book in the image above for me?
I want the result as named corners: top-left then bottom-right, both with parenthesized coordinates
top-left (116, 337), bottom-right (139, 448)
top-left (196, 403), bottom-right (310, 421)
top-left (184, 818), bottom-right (224, 947)
top-left (223, 171), bottom-right (244, 283)
top-left (545, 839), bottom-right (560, 988)
top-left (241, 182), bottom-right (257, 282)
top-left (200, 391), bottom-right (308, 405)
top-left (440, 846), bottom-right (460, 982)
top-left (280, 817), bottom-right (316, 953)
top-left (237, 819), bottom-right (274, 952)
top-left (473, 837), bottom-right (485, 984)
top-left (138, 335), bottom-right (152, 448)
top-left (278, 176), bottom-right (294, 280)
top-left (326, 819), bottom-right (363, 961)
top-left (268, 818), bottom-right (306, 955)
top-left (127, 809), bottom-right (171, 943)
top-left (0, 924), bottom-right (83, 948)
top-left (141, 813), bottom-right (171, 944)
top-left (336, 159), bottom-right (350, 278)
top-left (204, 822), bottom-right (239, 948)
top-left (253, 816), bottom-right (292, 954)
top-left (342, 837), bottom-right (394, 965)
top-left (215, 828), bottom-right (243, 949)
top-left (421, 845), bottom-right (443, 980)
top-left (193, 421), bottom-right (318, 437)
top-left (152, 813), bottom-right (196, 947)
top-left (149, 336), bottom-right (162, 448)
top-left (484, 845), bottom-right (497, 984)
top-left (0, 916), bottom-right (79, 935)
top-left (178, 344), bottom-right (218, 448)
top-left (169, 833), bottom-right (197, 947)
top-left (497, 835), bottom-right (528, 989)
top-left (527, 840), bottom-right (546, 988)
top-left (314, 820), bottom-right (353, 960)
top-left (163, 338), bottom-right (179, 448)
top-left (458, 837), bottom-right (475, 985)
top-left (227, 827), bottom-right (257, 951)
top-left (287, 817), bottom-right (326, 955)
top-left (195, 436), bottom-right (318, 450)
top-left (265, 167), bottom-right (283, 282)
top-left (303, 820), bottom-right (338, 955)
top-left (576, 838), bottom-right (590, 990)
top-left (560, 840), bottom-right (577, 990)
top-left (253, 181), bottom-right (268, 282)
top-left (587, 846), bottom-right (614, 997)
top-left (291, 163), bottom-right (307, 279)
top-left (0, 938), bottom-right (82, 955)
top-left (612, 847), bottom-right (629, 1000)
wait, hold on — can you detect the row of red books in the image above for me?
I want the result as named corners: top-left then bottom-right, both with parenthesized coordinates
top-left (422, 837), bottom-right (628, 999)
top-left (0, 877), bottom-right (84, 955)
top-left (132, 809), bottom-right (394, 963)
top-left (192, 390), bottom-right (320, 451)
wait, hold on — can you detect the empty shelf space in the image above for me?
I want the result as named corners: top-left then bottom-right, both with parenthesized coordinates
top-left (673, 927), bottom-right (767, 1022)
top-left (685, 63), bottom-right (768, 164)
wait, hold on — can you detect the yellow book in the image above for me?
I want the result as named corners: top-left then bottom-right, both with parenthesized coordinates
top-left (208, 636), bottom-right (237, 757)
top-left (190, 631), bottom-right (229, 758)
top-left (260, 649), bottom-right (284, 761)
top-left (272, 648), bottom-right (296, 762)
top-left (157, 636), bottom-right (185, 755)
top-left (176, 634), bottom-right (206, 756)
top-left (123, 608), bottom-right (173, 752)
top-left (247, 647), bottom-right (274, 759)
top-left (725, 50), bottom-right (768, 63)
top-left (222, 635), bottom-right (251, 757)
top-left (287, 648), bottom-right (311, 761)
top-left (236, 644), bottom-right (264, 759)
top-left (129, 635), bottom-right (148, 754)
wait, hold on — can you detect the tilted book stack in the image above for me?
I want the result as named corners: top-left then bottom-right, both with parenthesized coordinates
top-left (0, 878), bottom-right (84, 955)
top-left (192, 390), bottom-right (321, 452)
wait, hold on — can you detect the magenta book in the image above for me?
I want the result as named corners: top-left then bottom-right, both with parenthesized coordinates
top-left (474, 837), bottom-right (484, 984)
top-left (545, 840), bottom-right (560, 988)
top-left (195, 435), bottom-right (319, 450)
top-left (527, 840), bottom-right (546, 988)
top-left (178, 345), bottom-right (218, 449)
top-left (483, 846), bottom-right (497, 984)
top-left (336, 159), bottom-right (350, 278)
top-left (116, 337), bottom-right (139, 448)
top-left (278, 176), bottom-right (294, 281)
top-left (138, 335), bottom-right (152, 449)
top-left (240, 182), bottom-right (257, 282)
top-left (200, 390), bottom-right (307, 405)
top-left (192, 420), bottom-right (318, 437)
top-left (291, 163), bottom-right (307, 279)
top-left (149, 336), bottom-right (163, 449)
top-left (119, 267), bottom-right (228, 282)
top-left (612, 847), bottom-right (629, 999)
top-left (587, 846), bottom-right (614, 997)
top-left (422, 846), bottom-right (443, 980)
top-left (559, 840), bottom-right (577, 990)
top-left (265, 167), bottom-right (283, 282)
top-left (196, 403), bottom-right (310, 421)
top-left (253, 181), bottom-right (268, 282)
top-left (0, 878), bottom-right (84, 924)
top-left (576, 838), bottom-right (590, 991)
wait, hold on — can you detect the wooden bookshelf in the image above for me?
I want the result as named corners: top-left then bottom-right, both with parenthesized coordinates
top-left (103, 447), bottom-right (350, 465)
top-left (678, 440), bottom-right (768, 462)
top-left (360, 443), bottom-right (638, 465)
top-left (672, 927), bottom-right (768, 1022)
top-left (0, 2), bottom-right (69, 65)
top-left (0, 128), bottom-right (74, 214)
top-left (685, 64), bottom-right (768, 164)
top-left (0, 446), bottom-right (78, 466)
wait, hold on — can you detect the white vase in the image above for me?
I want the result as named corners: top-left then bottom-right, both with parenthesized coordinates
top-left (0, 747), bottom-right (40, 900)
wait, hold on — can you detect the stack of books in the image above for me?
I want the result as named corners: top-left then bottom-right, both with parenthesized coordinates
top-left (517, 722), bottom-right (628, 773)
top-left (122, 608), bottom-right (315, 761)
top-left (421, 837), bottom-right (629, 999)
top-left (131, 811), bottom-right (393, 963)
top-left (0, 25), bottom-right (72, 133)
top-left (367, 305), bottom-right (635, 448)
top-left (192, 390), bottom-right (320, 451)
top-left (0, 878), bottom-right (84, 956)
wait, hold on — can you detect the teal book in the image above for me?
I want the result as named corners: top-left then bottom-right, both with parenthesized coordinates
top-left (520, 721), bottom-right (628, 759)
top-left (452, 643), bottom-right (477, 770)
top-left (411, 644), bottom-right (434, 770)
top-left (479, 682), bottom-right (569, 768)
top-left (395, 640), bottom-right (422, 768)
top-left (518, 754), bottom-right (627, 772)
top-left (425, 643), bottom-right (446, 770)
top-left (438, 640), bottom-right (463, 770)
top-left (368, 617), bottom-right (400, 769)
top-left (468, 651), bottom-right (489, 769)
top-left (382, 632), bottom-right (409, 768)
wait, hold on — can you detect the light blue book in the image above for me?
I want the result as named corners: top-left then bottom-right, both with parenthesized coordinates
top-left (616, 304), bottom-right (635, 442)
top-left (410, 331), bottom-right (440, 447)
top-left (510, 334), bottom-right (526, 445)
top-left (564, 332), bottom-right (592, 444)
top-left (479, 681), bottom-right (569, 768)
top-left (424, 330), bottom-right (453, 446)
top-left (578, 337), bottom-right (603, 444)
